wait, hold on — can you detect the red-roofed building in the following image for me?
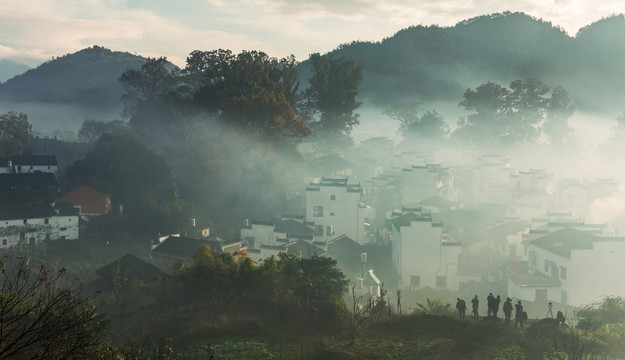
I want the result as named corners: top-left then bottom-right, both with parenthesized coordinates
top-left (56, 179), bottom-right (112, 215)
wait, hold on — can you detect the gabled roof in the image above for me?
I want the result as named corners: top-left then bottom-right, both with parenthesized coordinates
top-left (418, 196), bottom-right (456, 209)
top-left (95, 253), bottom-right (162, 285)
top-left (54, 201), bottom-right (79, 216)
top-left (61, 177), bottom-right (114, 196)
top-left (0, 155), bottom-right (58, 166)
top-left (152, 236), bottom-right (222, 259)
top-left (275, 219), bottom-right (314, 238)
top-left (285, 240), bottom-right (321, 258)
top-left (527, 227), bottom-right (625, 258)
top-left (0, 173), bottom-right (58, 193)
top-left (487, 221), bottom-right (529, 238)
top-left (327, 234), bottom-right (363, 257)
top-left (0, 202), bottom-right (57, 220)
top-left (391, 212), bottom-right (434, 230)
top-left (327, 234), bottom-right (363, 276)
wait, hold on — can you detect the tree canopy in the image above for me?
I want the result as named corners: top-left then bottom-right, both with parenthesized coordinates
top-left (454, 78), bottom-right (574, 147)
top-left (0, 111), bottom-right (32, 156)
top-left (192, 50), bottom-right (310, 143)
top-left (383, 101), bottom-right (449, 140)
top-left (305, 53), bottom-right (363, 145)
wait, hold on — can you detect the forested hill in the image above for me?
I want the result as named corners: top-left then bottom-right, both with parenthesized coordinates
top-left (0, 46), bottom-right (149, 111)
top-left (323, 12), bottom-right (625, 113)
top-left (3, 12), bottom-right (625, 123)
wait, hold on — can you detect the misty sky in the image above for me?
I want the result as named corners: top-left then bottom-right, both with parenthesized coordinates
top-left (1, 0), bottom-right (624, 67)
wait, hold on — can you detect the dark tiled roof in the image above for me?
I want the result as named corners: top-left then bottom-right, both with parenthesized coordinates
top-left (275, 219), bottom-right (314, 237)
top-left (506, 264), bottom-right (561, 287)
top-left (0, 202), bottom-right (57, 220)
top-left (527, 227), bottom-right (625, 258)
top-left (285, 240), bottom-right (322, 258)
top-left (152, 236), bottom-right (222, 259)
top-left (0, 173), bottom-right (58, 193)
top-left (418, 196), bottom-right (456, 209)
top-left (95, 253), bottom-right (162, 285)
top-left (54, 201), bottom-right (79, 216)
top-left (391, 212), bottom-right (433, 229)
top-left (487, 221), bottom-right (529, 238)
top-left (0, 155), bottom-right (58, 166)
top-left (327, 234), bottom-right (363, 257)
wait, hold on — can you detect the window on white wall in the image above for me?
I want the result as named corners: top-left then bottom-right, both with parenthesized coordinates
top-left (410, 275), bottom-right (420, 287)
top-left (560, 266), bottom-right (567, 280)
top-left (313, 206), bottom-right (323, 217)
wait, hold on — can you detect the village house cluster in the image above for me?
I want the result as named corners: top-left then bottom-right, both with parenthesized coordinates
top-left (0, 155), bottom-right (113, 249)
top-left (3, 138), bottom-right (625, 309)
top-left (240, 138), bottom-right (625, 307)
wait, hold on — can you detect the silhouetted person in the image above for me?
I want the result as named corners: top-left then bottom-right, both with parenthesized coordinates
top-left (557, 310), bottom-right (566, 328)
top-left (456, 298), bottom-right (467, 319)
top-left (487, 293), bottom-right (495, 317)
top-left (503, 297), bottom-right (513, 324)
top-left (493, 295), bottom-right (501, 319)
top-left (471, 295), bottom-right (479, 319)
top-left (515, 301), bottom-right (524, 329)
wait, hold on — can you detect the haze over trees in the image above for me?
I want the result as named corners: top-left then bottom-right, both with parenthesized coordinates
top-left (453, 78), bottom-right (575, 147)
top-left (383, 101), bottom-right (450, 141)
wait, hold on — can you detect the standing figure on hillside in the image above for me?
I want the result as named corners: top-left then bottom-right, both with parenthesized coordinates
top-left (487, 293), bottom-right (495, 317)
top-left (456, 298), bottom-right (467, 319)
top-left (493, 295), bottom-right (501, 319)
top-left (471, 295), bottom-right (479, 319)
top-left (515, 300), bottom-right (524, 329)
top-left (556, 310), bottom-right (566, 328)
top-left (503, 298), bottom-right (513, 324)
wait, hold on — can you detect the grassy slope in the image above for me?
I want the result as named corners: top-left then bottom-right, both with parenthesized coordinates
top-left (313, 315), bottom-right (528, 360)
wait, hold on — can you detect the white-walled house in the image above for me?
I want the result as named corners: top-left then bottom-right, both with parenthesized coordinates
top-left (305, 177), bottom-right (375, 245)
top-left (508, 169), bottom-right (554, 220)
top-left (391, 211), bottom-right (462, 290)
top-left (471, 155), bottom-right (512, 205)
top-left (0, 201), bottom-right (79, 249)
top-left (508, 227), bottom-right (625, 307)
top-left (240, 217), bottom-right (320, 260)
top-left (0, 155), bottom-right (58, 176)
top-left (402, 164), bottom-right (455, 206)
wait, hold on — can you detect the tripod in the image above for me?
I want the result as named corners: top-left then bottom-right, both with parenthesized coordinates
top-left (546, 302), bottom-right (553, 318)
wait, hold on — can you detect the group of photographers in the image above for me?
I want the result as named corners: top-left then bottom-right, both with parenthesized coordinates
top-left (455, 294), bottom-right (566, 330)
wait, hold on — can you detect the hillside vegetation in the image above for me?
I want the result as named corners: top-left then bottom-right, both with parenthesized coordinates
top-left (0, 46), bottom-right (149, 110)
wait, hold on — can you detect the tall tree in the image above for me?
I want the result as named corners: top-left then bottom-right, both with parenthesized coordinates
top-left (0, 111), bottom-right (32, 156)
top-left (455, 78), bottom-right (574, 147)
top-left (119, 57), bottom-right (179, 119)
top-left (507, 78), bottom-right (550, 143)
top-left (383, 102), bottom-right (449, 139)
top-left (193, 50), bottom-right (310, 143)
top-left (456, 82), bottom-right (511, 146)
top-left (305, 53), bottom-right (363, 145)
top-left (544, 85), bottom-right (575, 145)
top-left (77, 119), bottom-right (128, 143)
